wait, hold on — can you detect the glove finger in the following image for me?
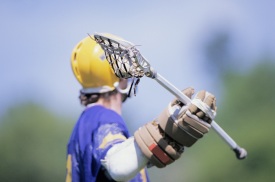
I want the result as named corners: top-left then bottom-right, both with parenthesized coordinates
top-left (193, 91), bottom-right (216, 123)
top-left (196, 110), bottom-right (205, 119)
top-left (189, 91), bottom-right (217, 122)
top-left (204, 92), bottom-right (216, 111)
top-left (189, 90), bottom-right (206, 114)
top-left (183, 87), bottom-right (195, 99)
top-left (195, 111), bottom-right (212, 124)
top-left (171, 87), bottom-right (194, 106)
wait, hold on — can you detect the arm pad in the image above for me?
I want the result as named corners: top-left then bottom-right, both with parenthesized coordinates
top-left (101, 137), bottom-right (148, 181)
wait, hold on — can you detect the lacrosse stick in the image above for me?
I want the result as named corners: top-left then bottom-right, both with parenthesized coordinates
top-left (93, 33), bottom-right (247, 160)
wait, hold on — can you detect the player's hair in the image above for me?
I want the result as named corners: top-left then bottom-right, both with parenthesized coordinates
top-left (79, 90), bottom-right (118, 106)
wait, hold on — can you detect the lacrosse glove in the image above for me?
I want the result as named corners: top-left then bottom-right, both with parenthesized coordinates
top-left (134, 87), bottom-right (217, 168)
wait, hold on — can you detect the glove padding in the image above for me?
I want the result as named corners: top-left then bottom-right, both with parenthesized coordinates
top-left (157, 87), bottom-right (217, 147)
top-left (134, 87), bottom-right (217, 168)
top-left (134, 121), bottom-right (182, 168)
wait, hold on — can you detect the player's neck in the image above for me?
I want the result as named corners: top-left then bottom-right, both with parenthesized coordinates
top-left (97, 93), bottom-right (122, 115)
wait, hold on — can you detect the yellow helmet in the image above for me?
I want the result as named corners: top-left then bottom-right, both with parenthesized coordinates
top-left (71, 36), bottom-right (119, 94)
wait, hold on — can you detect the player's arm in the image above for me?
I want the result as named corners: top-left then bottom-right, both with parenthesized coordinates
top-left (96, 122), bottom-right (148, 181)
top-left (101, 137), bottom-right (148, 181)
top-left (101, 87), bottom-right (217, 181)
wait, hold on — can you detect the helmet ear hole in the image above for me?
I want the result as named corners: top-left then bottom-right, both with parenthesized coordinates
top-left (73, 53), bottom-right (77, 61)
top-left (76, 42), bottom-right (82, 50)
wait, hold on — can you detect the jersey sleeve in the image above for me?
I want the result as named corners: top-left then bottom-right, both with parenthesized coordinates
top-left (93, 109), bottom-right (150, 182)
top-left (66, 106), bottom-right (149, 182)
top-left (92, 108), bottom-right (130, 161)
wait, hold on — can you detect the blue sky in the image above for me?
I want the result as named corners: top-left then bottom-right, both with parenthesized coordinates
top-left (1, 1), bottom-right (275, 129)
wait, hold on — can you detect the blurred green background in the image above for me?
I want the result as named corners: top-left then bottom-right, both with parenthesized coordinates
top-left (1, 1), bottom-right (275, 182)
top-left (1, 61), bottom-right (274, 182)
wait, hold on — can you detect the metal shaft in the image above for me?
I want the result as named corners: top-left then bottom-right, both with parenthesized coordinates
top-left (154, 73), bottom-right (247, 159)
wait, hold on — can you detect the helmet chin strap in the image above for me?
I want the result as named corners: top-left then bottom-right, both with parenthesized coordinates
top-left (114, 82), bottom-right (129, 94)
top-left (114, 78), bottom-right (139, 98)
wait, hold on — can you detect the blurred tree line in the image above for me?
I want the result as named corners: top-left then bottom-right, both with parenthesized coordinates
top-left (148, 61), bottom-right (275, 182)
top-left (1, 61), bottom-right (275, 182)
top-left (192, 61), bottom-right (275, 182)
top-left (0, 104), bottom-right (73, 182)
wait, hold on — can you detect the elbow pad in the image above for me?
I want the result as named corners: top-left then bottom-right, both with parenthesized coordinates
top-left (101, 137), bottom-right (148, 181)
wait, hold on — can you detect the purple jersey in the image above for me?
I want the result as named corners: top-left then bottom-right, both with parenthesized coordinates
top-left (66, 105), bottom-right (150, 182)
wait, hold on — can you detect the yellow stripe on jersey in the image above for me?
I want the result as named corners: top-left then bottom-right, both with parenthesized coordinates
top-left (139, 168), bottom-right (147, 182)
top-left (99, 132), bottom-right (127, 149)
top-left (65, 155), bottom-right (72, 182)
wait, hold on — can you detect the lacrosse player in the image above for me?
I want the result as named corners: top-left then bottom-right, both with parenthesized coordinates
top-left (66, 35), bottom-right (217, 182)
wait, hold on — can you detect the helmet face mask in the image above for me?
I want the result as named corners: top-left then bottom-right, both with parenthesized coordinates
top-left (115, 79), bottom-right (136, 102)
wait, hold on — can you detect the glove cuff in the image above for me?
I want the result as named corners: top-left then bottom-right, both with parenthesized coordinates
top-left (134, 121), bottom-right (182, 168)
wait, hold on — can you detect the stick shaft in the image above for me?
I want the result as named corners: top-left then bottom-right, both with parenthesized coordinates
top-left (154, 73), bottom-right (238, 149)
top-left (94, 33), bottom-right (246, 158)
top-left (211, 121), bottom-right (238, 148)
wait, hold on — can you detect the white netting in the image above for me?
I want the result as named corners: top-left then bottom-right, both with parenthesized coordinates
top-left (94, 34), bottom-right (152, 79)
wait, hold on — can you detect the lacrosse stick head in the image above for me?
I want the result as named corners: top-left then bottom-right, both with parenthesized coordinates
top-left (93, 33), bottom-right (155, 80)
